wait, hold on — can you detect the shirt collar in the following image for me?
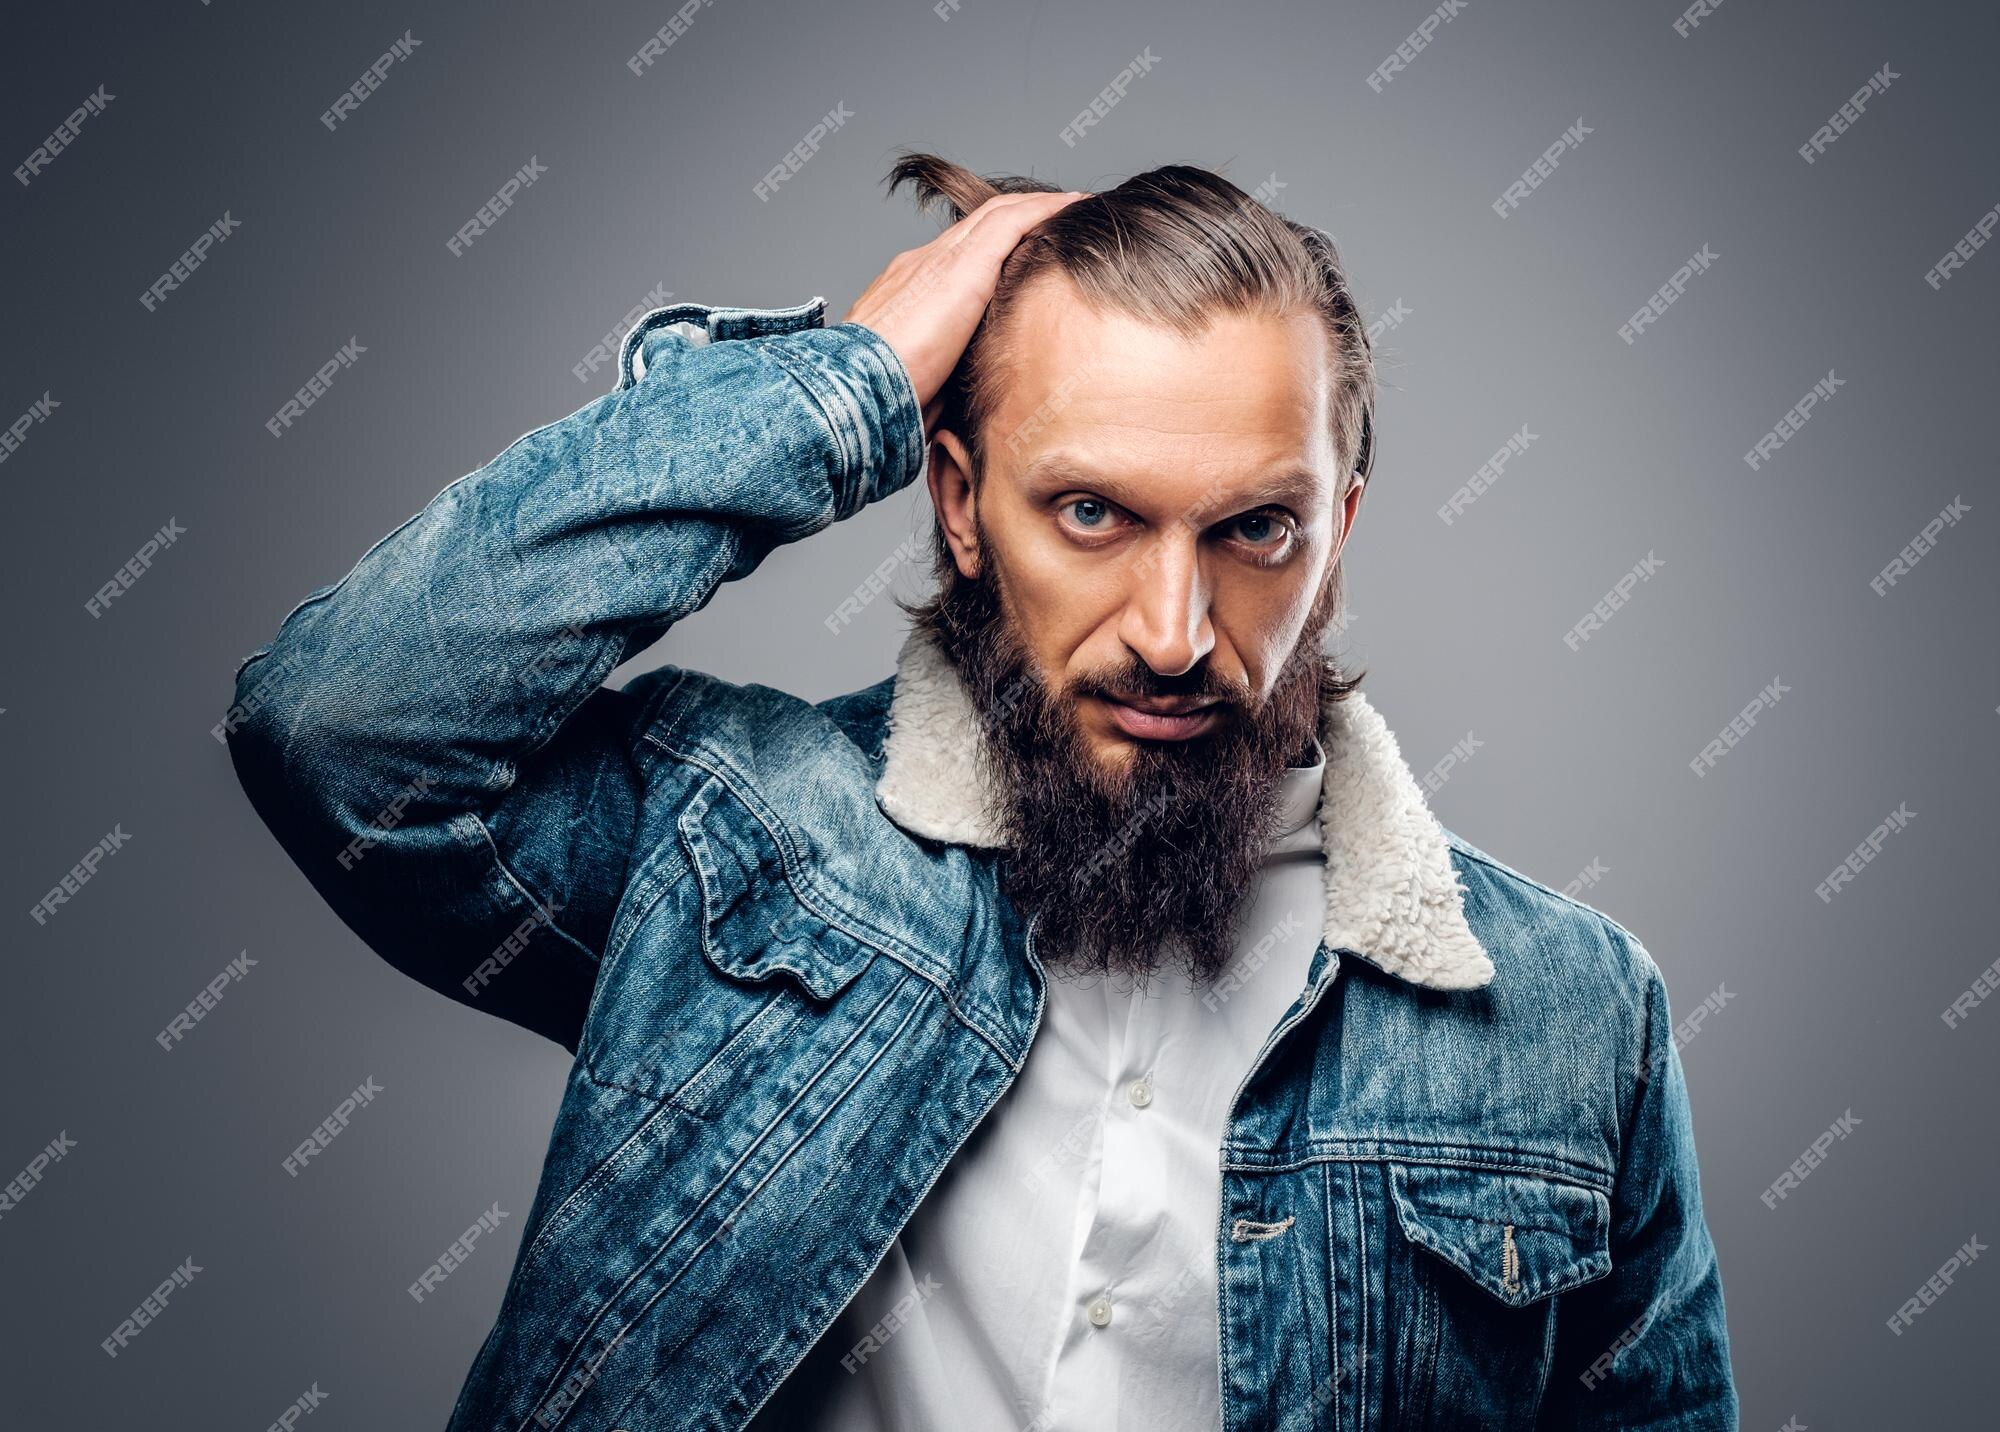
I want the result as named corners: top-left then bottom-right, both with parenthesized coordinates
top-left (872, 627), bottom-right (1495, 991)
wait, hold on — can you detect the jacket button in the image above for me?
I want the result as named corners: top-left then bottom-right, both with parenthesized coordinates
top-left (1087, 1295), bottom-right (1113, 1327)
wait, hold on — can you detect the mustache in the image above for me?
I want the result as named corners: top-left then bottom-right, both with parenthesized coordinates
top-left (1066, 655), bottom-right (1253, 709)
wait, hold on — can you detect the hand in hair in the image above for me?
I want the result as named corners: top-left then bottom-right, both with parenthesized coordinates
top-left (842, 190), bottom-right (1087, 434)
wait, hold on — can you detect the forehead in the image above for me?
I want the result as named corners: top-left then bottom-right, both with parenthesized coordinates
top-left (984, 275), bottom-right (1340, 510)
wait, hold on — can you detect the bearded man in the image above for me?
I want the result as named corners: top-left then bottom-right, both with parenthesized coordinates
top-left (227, 154), bottom-right (1738, 1431)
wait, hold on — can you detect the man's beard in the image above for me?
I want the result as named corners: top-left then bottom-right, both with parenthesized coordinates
top-left (913, 530), bottom-right (1352, 992)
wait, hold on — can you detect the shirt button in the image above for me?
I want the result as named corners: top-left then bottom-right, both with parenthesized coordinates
top-left (1087, 1295), bottom-right (1114, 1327)
top-left (1127, 1076), bottom-right (1152, 1108)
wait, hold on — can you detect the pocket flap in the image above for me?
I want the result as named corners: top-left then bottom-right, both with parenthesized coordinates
top-left (1388, 1162), bottom-right (1612, 1307)
top-left (678, 777), bottom-right (876, 1002)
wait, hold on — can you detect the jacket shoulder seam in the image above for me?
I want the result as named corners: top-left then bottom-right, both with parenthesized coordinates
top-left (1447, 836), bottom-right (1645, 953)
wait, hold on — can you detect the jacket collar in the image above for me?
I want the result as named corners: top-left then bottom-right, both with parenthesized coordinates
top-left (873, 628), bottom-right (1495, 991)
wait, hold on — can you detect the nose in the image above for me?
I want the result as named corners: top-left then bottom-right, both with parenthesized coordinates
top-left (1117, 529), bottom-right (1214, 678)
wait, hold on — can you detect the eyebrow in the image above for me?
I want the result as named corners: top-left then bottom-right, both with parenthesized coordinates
top-left (1018, 457), bottom-right (1326, 518)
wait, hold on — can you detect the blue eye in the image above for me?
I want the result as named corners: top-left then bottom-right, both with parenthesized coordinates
top-left (1066, 498), bottom-right (1112, 528)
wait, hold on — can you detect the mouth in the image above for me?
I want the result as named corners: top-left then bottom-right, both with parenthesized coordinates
top-left (1098, 692), bottom-right (1223, 742)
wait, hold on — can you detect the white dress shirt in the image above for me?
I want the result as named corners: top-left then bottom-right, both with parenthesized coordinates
top-left (761, 747), bottom-right (1331, 1432)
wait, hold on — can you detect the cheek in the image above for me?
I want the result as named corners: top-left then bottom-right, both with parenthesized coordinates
top-left (991, 517), bottom-right (1126, 671)
top-left (1216, 564), bottom-right (1326, 697)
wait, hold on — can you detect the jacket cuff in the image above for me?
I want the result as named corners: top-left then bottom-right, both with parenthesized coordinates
top-left (762, 320), bottom-right (929, 521)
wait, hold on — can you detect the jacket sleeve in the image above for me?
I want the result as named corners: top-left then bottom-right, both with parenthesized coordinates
top-left (222, 300), bottom-right (926, 1054)
top-left (1540, 938), bottom-right (1741, 1430)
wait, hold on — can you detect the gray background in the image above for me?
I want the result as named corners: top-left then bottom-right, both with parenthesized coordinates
top-left (4, 0), bottom-right (1995, 1425)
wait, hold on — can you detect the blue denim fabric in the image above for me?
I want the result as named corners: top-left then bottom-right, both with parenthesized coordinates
top-left (225, 296), bottom-right (1738, 1430)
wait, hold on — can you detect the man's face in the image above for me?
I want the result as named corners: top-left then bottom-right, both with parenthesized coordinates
top-left (932, 275), bottom-right (1362, 773)
top-left (922, 274), bottom-right (1367, 985)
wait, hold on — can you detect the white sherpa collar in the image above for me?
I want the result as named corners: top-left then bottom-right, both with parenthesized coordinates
top-left (873, 628), bottom-right (1496, 991)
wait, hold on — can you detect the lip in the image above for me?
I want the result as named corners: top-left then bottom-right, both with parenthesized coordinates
top-left (1101, 695), bottom-right (1222, 741)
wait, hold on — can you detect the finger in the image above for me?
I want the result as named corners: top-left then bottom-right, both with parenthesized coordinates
top-left (938, 190), bottom-right (1085, 247)
top-left (957, 191), bottom-right (1086, 263)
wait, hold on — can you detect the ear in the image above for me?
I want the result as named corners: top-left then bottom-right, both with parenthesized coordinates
top-left (1329, 473), bottom-right (1366, 565)
top-left (927, 427), bottom-right (983, 581)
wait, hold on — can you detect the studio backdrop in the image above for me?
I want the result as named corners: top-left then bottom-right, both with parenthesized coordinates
top-left (4, 0), bottom-right (1996, 1425)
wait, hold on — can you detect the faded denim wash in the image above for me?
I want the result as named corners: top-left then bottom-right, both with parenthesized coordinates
top-left (226, 295), bottom-right (1739, 1430)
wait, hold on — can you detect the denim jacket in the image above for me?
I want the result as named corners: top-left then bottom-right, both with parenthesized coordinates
top-left (225, 295), bottom-right (1738, 1431)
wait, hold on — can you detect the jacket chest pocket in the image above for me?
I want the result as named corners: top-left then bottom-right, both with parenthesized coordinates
top-left (583, 773), bottom-right (879, 1118)
top-left (1383, 1161), bottom-right (1612, 1429)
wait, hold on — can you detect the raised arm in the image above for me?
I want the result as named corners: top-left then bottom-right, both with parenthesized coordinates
top-left (223, 190), bottom-right (1088, 1054)
top-left (223, 298), bottom-right (925, 1051)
